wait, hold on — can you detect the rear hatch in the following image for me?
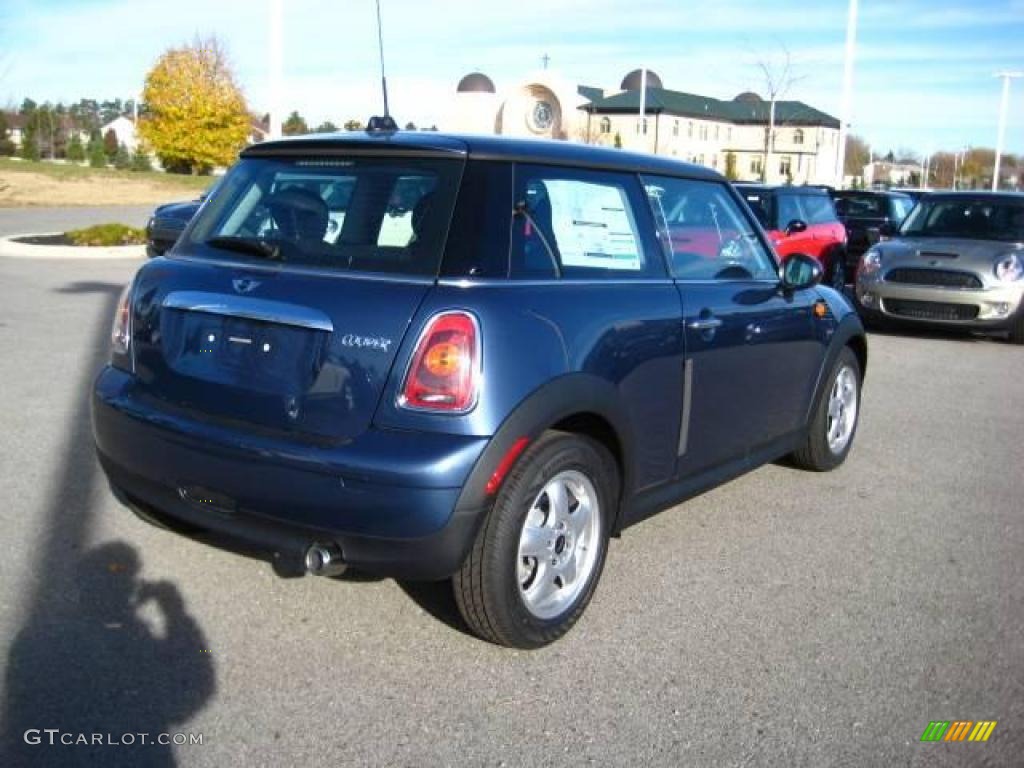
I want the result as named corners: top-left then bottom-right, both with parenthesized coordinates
top-left (129, 141), bottom-right (465, 442)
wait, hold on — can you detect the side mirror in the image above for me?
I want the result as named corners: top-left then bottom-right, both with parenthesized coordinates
top-left (785, 219), bottom-right (808, 235)
top-left (780, 253), bottom-right (822, 291)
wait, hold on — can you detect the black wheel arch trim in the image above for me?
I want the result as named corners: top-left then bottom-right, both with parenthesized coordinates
top-left (453, 374), bottom-right (634, 526)
top-left (804, 313), bottom-right (867, 428)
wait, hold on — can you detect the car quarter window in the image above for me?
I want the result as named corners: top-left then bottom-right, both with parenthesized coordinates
top-left (801, 194), bottom-right (838, 225)
top-left (510, 164), bottom-right (663, 279)
top-left (642, 175), bottom-right (778, 281)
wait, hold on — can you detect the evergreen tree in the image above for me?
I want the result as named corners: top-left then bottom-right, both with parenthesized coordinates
top-left (130, 145), bottom-right (153, 171)
top-left (113, 142), bottom-right (132, 169)
top-left (66, 133), bottom-right (86, 163)
top-left (88, 135), bottom-right (107, 167)
top-left (314, 121), bottom-right (338, 133)
top-left (103, 129), bottom-right (119, 160)
top-left (0, 113), bottom-right (14, 156)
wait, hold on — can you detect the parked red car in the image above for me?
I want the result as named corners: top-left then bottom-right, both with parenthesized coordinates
top-left (735, 184), bottom-right (849, 291)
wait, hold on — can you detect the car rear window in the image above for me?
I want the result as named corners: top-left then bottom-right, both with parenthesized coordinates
top-left (185, 156), bottom-right (462, 275)
top-left (835, 193), bottom-right (885, 217)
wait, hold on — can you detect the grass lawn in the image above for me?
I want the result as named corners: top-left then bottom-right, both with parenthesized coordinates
top-left (0, 157), bottom-right (211, 192)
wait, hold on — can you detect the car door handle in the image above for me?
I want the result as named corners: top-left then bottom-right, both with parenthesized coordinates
top-left (688, 316), bottom-right (723, 331)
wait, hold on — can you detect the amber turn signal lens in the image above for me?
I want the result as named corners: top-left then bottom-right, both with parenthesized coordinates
top-left (814, 301), bottom-right (828, 318)
top-left (424, 342), bottom-right (463, 377)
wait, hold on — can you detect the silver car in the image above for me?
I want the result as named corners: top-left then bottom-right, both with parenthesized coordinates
top-left (855, 192), bottom-right (1024, 344)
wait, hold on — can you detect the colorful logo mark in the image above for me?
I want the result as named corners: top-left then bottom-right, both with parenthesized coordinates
top-left (920, 721), bottom-right (997, 742)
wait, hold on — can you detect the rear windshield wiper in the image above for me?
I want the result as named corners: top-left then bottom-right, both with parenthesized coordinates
top-left (205, 236), bottom-right (283, 261)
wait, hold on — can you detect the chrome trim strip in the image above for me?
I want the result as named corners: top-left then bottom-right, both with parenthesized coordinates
top-left (677, 359), bottom-right (693, 456)
top-left (168, 254), bottom-right (435, 286)
top-left (162, 291), bottom-right (334, 332)
top-left (437, 277), bottom-right (675, 287)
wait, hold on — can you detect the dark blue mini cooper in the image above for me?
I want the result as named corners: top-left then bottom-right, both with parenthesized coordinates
top-left (93, 130), bottom-right (866, 648)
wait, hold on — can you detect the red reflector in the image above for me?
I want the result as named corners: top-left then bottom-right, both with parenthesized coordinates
top-left (485, 437), bottom-right (530, 496)
top-left (399, 311), bottom-right (479, 412)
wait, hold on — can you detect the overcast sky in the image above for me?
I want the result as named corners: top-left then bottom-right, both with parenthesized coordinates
top-left (2, 0), bottom-right (1022, 154)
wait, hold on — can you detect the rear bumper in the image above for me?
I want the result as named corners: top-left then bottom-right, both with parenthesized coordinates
top-left (92, 366), bottom-right (490, 579)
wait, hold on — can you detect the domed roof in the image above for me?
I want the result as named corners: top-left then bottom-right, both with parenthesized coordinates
top-left (457, 72), bottom-right (496, 94)
top-left (734, 91), bottom-right (763, 103)
top-left (620, 69), bottom-right (663, 91)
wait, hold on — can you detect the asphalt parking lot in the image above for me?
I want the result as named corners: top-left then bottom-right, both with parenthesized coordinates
top-left (0, 229), bottom-right (1021, 766)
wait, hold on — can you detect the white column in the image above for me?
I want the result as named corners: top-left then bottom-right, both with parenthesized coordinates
top-left (834, 0), bottom-right (859, 188)
top-left (992, 72), bottom-right (1021, 191)
top-left (268, 0), bottom-right (283, 139)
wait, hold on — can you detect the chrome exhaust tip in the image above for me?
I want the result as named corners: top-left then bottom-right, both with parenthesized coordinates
top-left (304, 542), bottom-right (347, 577)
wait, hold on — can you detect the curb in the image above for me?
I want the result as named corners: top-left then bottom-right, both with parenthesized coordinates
top-left (0, 233), bottom-right (146, 260)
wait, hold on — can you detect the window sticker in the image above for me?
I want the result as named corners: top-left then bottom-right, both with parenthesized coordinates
top-left (544, 180), bottom-right (642, 270)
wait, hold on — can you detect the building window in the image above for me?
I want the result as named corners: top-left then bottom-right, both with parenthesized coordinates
top-left (636, 118), bottom-right (648, 135)
top-left (727, 127), bottom-right (732, 141)
top-left (793, 128), bottom-right (804, 145)
top-left (779, 156), bottom-right (792, 176)
top-left (687, 121), bottom-right (694, 138)
top-left (750, 157), bottom-right (763, 174)
top-left (714, 125), bottom-right (720, 140)
top-left (698, 154), bottom-right (705, 165)
top-left (600, 117), bottom-right (611, 134)
top-left (700, 125), bottom-right (708, 141)
top-left (673, 120), bottom-right (679, 137)
top-left (711, 154), bottom-right (718, 168)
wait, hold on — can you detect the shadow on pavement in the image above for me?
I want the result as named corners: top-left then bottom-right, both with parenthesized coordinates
top-left (1, 281), bottom-right (215, 767)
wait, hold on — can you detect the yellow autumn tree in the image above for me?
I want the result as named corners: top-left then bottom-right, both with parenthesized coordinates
top-left (139, 37), bottom-right (249, 174)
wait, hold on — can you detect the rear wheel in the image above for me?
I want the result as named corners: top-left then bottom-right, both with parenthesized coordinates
top-left (791, 346), bottom-right (861, 471)
top-left (453, 431), bottom-right (617, 648)
top-left (1008, 312), bottom-right (1024, 345)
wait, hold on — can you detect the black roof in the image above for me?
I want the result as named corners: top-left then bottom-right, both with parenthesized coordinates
top-left (734, 183), bottom-right (830, 197)
top-left (833, 189), bottom-right (913, 199)
top-left (914, 190), bottom-right (1024, 201)
top-left (241, 130), bottom-right (724, 181)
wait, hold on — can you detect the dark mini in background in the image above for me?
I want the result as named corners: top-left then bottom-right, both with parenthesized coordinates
top-left (856, 192), bottom-right (1024, 342)
top-left (831, 189), bottom-right (915, 275)
top-left (145, 182), bottom-right (220, 257)
top-left (735, 183), bottom-right (849, 290)
top-left (93, 130), bottom-right (867, 648)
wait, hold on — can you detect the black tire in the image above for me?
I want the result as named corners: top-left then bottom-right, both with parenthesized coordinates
top-left (791, 346), bottom-right (862, 472)
top-left (828, 255), bottom-right (846, 292)
top-left (453, 431), bottom-right (618, 648)
top-left (1008, 312), bottom-right (1024, 345)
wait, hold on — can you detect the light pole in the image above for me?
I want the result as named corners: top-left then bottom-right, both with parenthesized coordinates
top-left (268, 0), bottom-right (283, 139)
top-left (993, 71), bottom-right (1022, 191)
top-left (834, 0), bottom-right (859, 188)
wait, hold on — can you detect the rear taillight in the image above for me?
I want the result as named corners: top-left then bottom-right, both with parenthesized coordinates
top-left (111, 283), bottom-right (132, 360)
top-left (399, 311), bottom-right (480, 412)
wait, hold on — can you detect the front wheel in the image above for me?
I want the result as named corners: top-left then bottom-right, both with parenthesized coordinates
top-left (791, 346), bottom-right (862, 471)
top-left (453, 432), bottom-right (618, 648)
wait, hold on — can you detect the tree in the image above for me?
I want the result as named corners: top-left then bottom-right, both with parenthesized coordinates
top-left (343, 119), bottom-right (363, 131)
top-left (19, 132), bottom-right (40, 161)
top-left (103, 128), bottom-right (119, 160)
top-left (282, 110), bottom-right (308, 135)
top-left (0, 112), bottom-right (14, 156)
top-left (88, 135), bottom-right (107, 167)
top-left (844, 134), bottom-right (870, 176)
top-left (113, 142), bottom-right (132, 169)
top-left (724, 151), bottom-right (738, 181)
top-left (750, 44), bottom-right (804, 182)
top-left (66, 133), bottom-right (85, 163)
top-left (131, 145), bottom-right (153, 171)
top-left (315, 120), bottom-right (338, 133)
top-left (139, 36), bottom-right (250, 174)
top-left (404, 121), bottom-right (417, 131)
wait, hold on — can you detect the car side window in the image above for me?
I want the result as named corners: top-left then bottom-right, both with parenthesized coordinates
top-left (801, 194), bottom-right (838, 225)
top-left (776, 194), bottom-right (804, 228)
top-left (510, 165), bottom-right (661, 279)
top-left (642, 175), bottom-right (777, 281)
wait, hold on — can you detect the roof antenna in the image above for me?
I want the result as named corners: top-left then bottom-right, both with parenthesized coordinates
top-left (366, 0), bottom-right (398, 132)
